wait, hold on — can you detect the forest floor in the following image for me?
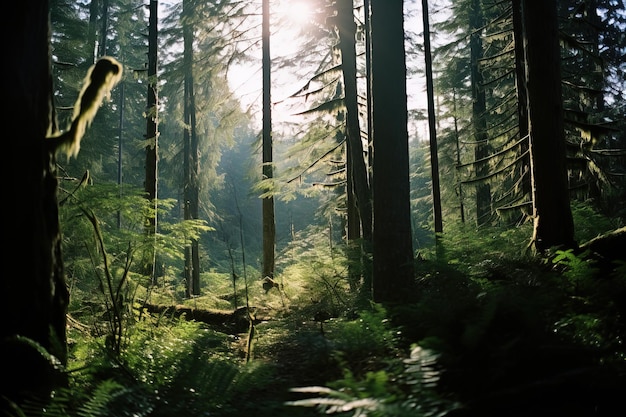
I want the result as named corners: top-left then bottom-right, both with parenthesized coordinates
top-left (219, 314), bottom-right (342, 417)
top-left (212, 231), bottom-right (626, 417)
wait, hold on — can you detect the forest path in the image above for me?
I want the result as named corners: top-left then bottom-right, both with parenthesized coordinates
top-left (228, 312), bottom-right (339, 417)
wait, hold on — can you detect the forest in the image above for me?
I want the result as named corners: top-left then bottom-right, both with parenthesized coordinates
top-left (2, 0), bottom-right (625, 416)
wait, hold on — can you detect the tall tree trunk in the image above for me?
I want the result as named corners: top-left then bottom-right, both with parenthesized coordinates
top-left (370, 0), bottom-right (415, 303)
top-left (522, 0), bottom-right (576, 251)
top-left (145, 0), bottom-right (159, 283)
top-left (512, 0), bottom-right (531, 207)
top-left (262, 0), bottom-right (276, 279)
top-left (336, 0), bottom-right (372, 242)
top-left (337, 0), bottom-right (373, 296)
top-left (117, 82), bottom-right (125, 229)
top-left (346, 144), bottom-right (361, 241)
top-left (422, 0), bottom-right (443, 234)
top-left (183, 71), bottom-right (192, 296)
top-left (183, 0), bottom-right (201, 297)
top-left (3, 0), bottom-right (68, 406)
top-left (363, 0), bottom-right (373, 184)
top-left (88, 0), bottom-right (100, 61)
top-left (98, 0), bottom-right (110, 57)
top-left (469, 0), bottom-right (492, 227)
top-left (453, 89), bottom-right (466, 223)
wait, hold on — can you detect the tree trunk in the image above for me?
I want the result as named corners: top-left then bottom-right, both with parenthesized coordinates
top-left (262, 0), bottom-right (276, 279)
top-left (336, 0), bottom-right (372, 242)
top-left (522, 0), bottom-right (576, 251)
top-left (145, 0), bottom-right (159, 283)
top-left (88, 0), bottom-right (100, 60)
top-left (117, 82), bottom-right (125, 229)
top-left (469, 0), bottom-right (492, 227)
top-left (422, 0), bottom-right (443, 234)
top-left (183, 71), bottom-right (192, 296)
top-left (2, 0), bottom-right (69, 406)
top-left (183, 0), bottom-right (201, 297)
top-left (512, 0), bottom-right (531, 206)
top-left (98, 0), bottom-right (110, 57)
top-left (363, 0), bottom-right (374, 184)
top-left (370, 0), bottom-right (415, 303)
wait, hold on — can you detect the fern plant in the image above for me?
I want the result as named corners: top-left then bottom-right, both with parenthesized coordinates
top-left (287, 345), bottom-right (458, 417)
top-left (552, 248), bottom-right (599, 295)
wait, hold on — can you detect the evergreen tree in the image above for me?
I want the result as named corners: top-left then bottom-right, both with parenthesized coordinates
top-left (468, 0), bottom-right (492, 227)
top-left (559, 0), bottom-right (626, 217)
top-left (524, 0), bottom-right (576, 250)
top-left (262, 0), bottom-right (277, 280)
top-left (182, 0), bottom-right (201, 297)
top-left (371, 0), bottom-right (415, 303)
top-left (144, 0), bottom-right (159, 282)
top-left (335, 0), bottom-right (372, 243)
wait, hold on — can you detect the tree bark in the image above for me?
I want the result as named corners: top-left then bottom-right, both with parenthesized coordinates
top-left (98, 0), bottom-right (110, 57)
top-left (469, 0), bottom-right (492, 227)
top-left (523, 0), bottom-right (576, 251)
top-left (262, 0), bottom-right (276, 279)
top-left (370, 0), bottom-right (415, 303)
top-left (512, 0), bottom-right (531, 204)
top-left (2, 0), bottom-right (69, 406)
top-left (422, 0), bottom-right (443, 234)
top-left (145, 0), bottom-right (159, 283)
top-left (336, 0), bottom-right (372, 242)
top-left (183, 0), bottom-right (201, 297)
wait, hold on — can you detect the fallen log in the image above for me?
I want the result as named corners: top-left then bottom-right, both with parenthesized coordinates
top-left (140, 303), bottom-right (254, 333)
top-left (578, 226), bottom-right (626, 264)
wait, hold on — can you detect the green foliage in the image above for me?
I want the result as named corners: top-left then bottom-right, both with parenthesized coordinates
top-left (328, 304), bottom-right (396, 365)
top-left (552, 248), bottom-right (598, 293)
top-left (44, 317), bottom-right (279, 417)
top-left (60, 180), bottom-right (217, 359)
top-left (287, 345), bottom-right (457, 417)
top-left (550, 248), bottom-right (626, 355)
top-left (278, 224), bottom-right (355, 310)
top-left (37, 1), bottom-right (625, 416)
top-left (420, 221), bottom-right (533, 272)
top-left (570, 201), bottom-right (621, 243)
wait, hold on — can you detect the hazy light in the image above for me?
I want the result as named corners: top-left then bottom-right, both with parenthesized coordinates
top-left (282, 1), bottom-right (314, 26)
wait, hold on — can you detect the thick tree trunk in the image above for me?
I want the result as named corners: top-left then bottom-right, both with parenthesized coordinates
top-left (2, 0), bottom-right (68, 406)
top-left (370, 0), bottom-right (415, 303)
top-left (523, 0), bottom-right (576, 251)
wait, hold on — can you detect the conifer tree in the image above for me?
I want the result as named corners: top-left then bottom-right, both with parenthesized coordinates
top-left (4, 0), bottom-right (68, 406)
top-left (523, 0), bottom-right (576, 250)
top-left (182, 0), bottom-right (201, 297)
top-left (371, 0), bottom-right (415, 303)
top-left (144, 0), bottom-right (159, 283)
top-left (262, 0), bottom-right (277, 280)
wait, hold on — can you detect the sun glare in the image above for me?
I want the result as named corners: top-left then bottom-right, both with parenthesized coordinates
top-left (282, 1), bottom-right (314, 26)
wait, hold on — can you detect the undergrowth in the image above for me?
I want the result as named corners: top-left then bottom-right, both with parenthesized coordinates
top-left (9, 202), bottom-right (625, 417)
